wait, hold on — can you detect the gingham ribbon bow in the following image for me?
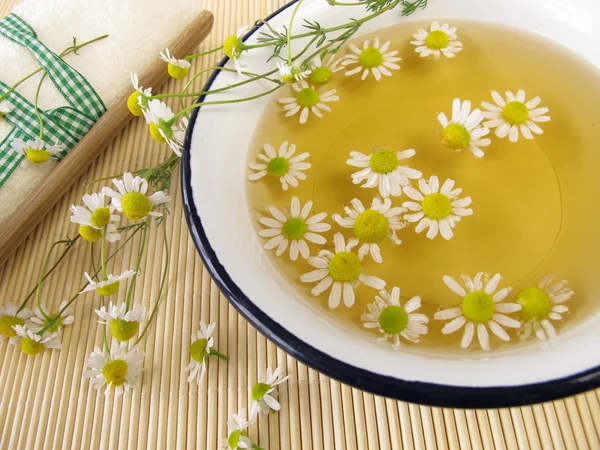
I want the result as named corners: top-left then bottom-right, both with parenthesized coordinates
top-left (0, 13), bottom-right (107, 188)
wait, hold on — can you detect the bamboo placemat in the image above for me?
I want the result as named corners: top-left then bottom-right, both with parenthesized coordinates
top-left (1, 1), bottom-right (600, 448)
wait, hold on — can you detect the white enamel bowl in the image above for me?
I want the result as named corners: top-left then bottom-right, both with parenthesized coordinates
top-left (182, 0), bottom-right (600, 407)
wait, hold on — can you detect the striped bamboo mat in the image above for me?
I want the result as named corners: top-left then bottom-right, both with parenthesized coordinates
top-left (1, 0), bottom-right (600, 448)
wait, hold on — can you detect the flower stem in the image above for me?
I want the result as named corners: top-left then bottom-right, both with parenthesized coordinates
top-left (251, 445), bottom-right (265, 450)
top-left (184, 45), bottom-right (224, 61)
top-left (102, 297), bottom-right (110, 353)
top-left (33, 72), bottom-right (48, 139)
top-left (34, 240), bottom-right (64, 320)
top-left (100, 230), bottom-right (108, 279)
top-left (287, 0), bottom-right (306, 64)
top-left (125, 219), bottom-right (149, 311)
top-left (210, 350), bottom-right (230, 361)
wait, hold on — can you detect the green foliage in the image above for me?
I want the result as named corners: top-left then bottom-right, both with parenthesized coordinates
top-left (401, 0), bottom-right (428, 16)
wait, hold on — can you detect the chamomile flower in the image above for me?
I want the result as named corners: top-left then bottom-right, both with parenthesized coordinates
top-left (103, 172), bottom-right (171, 221)
top-left (127, 73), bottom-right (152, 116)
top-left (438, 99), bottom-right (491, 158)
top-left (0, 302), bottom-right (32, 344)
top-left (361, 287), bottom-right (429, 348)
top-left (277, 62), bottom-right (309, 84)
top-left (13, 325), bottom-right (61, 356)
top-left (340, 38), bottom-right (401, 81)
top-left (333, 197), bottom-right (406, 263)
top-left (80, 270), bottom-right (136, 297)
top-left (481, 90), bottom-right (551, 143)
top-left (0, 99), bottom-right (14, 118)
top-left (250, 366), bottom-right (289, 417)
top-left (223, 25), bottom-right (250, 74)
top-left (347, 147), bottom-right (422, 198)
top-left (300, 233), bottom-right (386, 309)
top-left (516, 274), bottom-right (574, 341)
top-left (70, 193), bottom-right (121, 243)
top-left (259, 196), bottom-right (331, 261)
top-left (222, 409), bottom-right (255, 450)
top-left (277, 81), bottom-right (339, 124)
top-left (142, 99), bottom-right (185, 155)
top-left (435, 273), bottom-right (521, 351)
top-left (247, 141), bottom-right (310, 190)
top-left (30, 301), bottom-right (74, 334)
top-left (184, 321), bottom-right (216, 384)
top-left (160, 48), bottom-right (191, 79)
top-left (84, 342), bottom-right (145, 395)
top-left (306, 54), bottom-right (344, 85)
top-left (95, 302), bottom-right (147, 342)
top-left (403, 176), bottom-right (472, 240)
top-left (411, 22), bottom-right (463, 59)
top-left (11, 138), bottom-right (64, 168)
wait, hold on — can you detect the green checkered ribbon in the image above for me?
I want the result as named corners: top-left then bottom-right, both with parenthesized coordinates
top-left (0, 13), bottom-right (107, 188)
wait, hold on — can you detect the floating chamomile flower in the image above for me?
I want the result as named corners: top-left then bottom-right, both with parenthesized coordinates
top-left (223, 25), bottom-right (250, 74)
top-left (0, 99), bottom-right (14, 118)
top-left (247, 141), bottom-right (310, 190)
top-left (347, 147), bottom-right (422, 198)
top-left (84, 342), bottom-right (144, 395)
top-left (362, 287), bottom-right (428, 348)
top-left (184, 321), bottom-right (216, 384)
top-left (96, 302), bottom-right (147, 342)
top-left (481, 90), bottom-right (551, 143)
top-left (277, 81), bottom-right (339, 124)
top-left (438, 99), bottom-right (491, 158)
top-left (30, 301), bottom-right (74, 335)
top-left (142, 99), bottom-right (186, 155)
top-left (0, 302), bottom-right (32, 344)
top-left (516, 274), bottom-right (574, 341)
top-left (160, 48), bottom-right (191, 79)
top-left (127, 73), bottom-right (152, 116)
top-left (333, 197), bottom-right (406, 263)
top-left (70, 192), bottom-right (121, 243)
top-left (435, 273), bottom-right (521, 351)
top-left (222, 409), bottom-right (256, 450)
top-left (11, 138), bottom-right (64, 168)
top-left (250, 365), bottom-right (289, 417)
top-left (341, 38), bottom-right (401, 81)
top-left (301, 233), bottom-right (386, 309)
top-left (259, 196), bottom-right (331, 261)
top-left (277, 62), bottom-right (309, 84)
top-left (103, 172), bottom-right (170, 221)
top-left (307, 54), bottom-right (343, 85)
top-left (13, 325), bottom-right (61, 356)
top-left (411, 22), bottom-right (463, 59)
top-left (403, 176), bottom-right (472, 240)
top-left (80, 270), bottom-right (136, 297)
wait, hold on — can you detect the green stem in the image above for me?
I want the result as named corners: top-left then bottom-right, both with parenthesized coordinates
top-left (287, 0), bottom-right (306, 64)
top-left (251, 445), bottom-right (265, 450)
top-left (33, 72), bottom-right (48, 139)
top-left (125, 220), bottom-right (149, 311)
top-left (33, 240), bottom-right (64, 320)
top-left (330, 0), bottom-right (366, 4)
top-left (210, 350), bottom-right (230, 361)
top-left (184, 45), bottom-right (224, 61)
top-left (100, 231), bottom-right (107, 279)
top-left (102, 297), bottom-right (110, 353)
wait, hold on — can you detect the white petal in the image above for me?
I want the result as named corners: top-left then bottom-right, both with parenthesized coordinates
top-left (443, 275), bottom-right (466, 296)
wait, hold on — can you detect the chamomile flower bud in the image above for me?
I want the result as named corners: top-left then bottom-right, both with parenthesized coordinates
top-left (30, 301), bottom-right (74, 334)
top-left (13, 325), bottom-right (61, 356)
top-left (128, 73), bottom-right (152, 116)
top-left (277, 62), bottom-right (309, 84)
top-left (223, 25), bottom-right (250, 74)
top-left (0, 302), bottom-right (32, 344)
top-left (80, 270), bottom-right (136, 297)
top-left (0, 99), bottom-right (15, 119)
top-left (159, 48), bottom-right (192, 80)
top-left (84, 343), bottom-right (144, 395)
top-left (95, 302), bottom-right (146, 342)
top-left (250, 366), bottom-right (289, 417)
top-left (10, 138), bottom-right (64, 168)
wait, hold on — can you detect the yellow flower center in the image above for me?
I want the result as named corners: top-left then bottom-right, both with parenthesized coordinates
top-left (228, 430), bottom-right (243, 449)
top-left (425, 30), bottom-right (450, 50)
top-left (252, 382), bottom-right (271, 401)
top-left (223, 34), bottom-right (243, 59)
top-left (102, 359), bottom-right (129, 387)
top-left (282, 218), bottom-right (307, 240)
top-left (369, 149), bottom-right (399, 174)
top-left (110, 319), bottom-right (140, 342)
top-left (308, 67), bottom-right (332, 85)
top-left (354, 210), bottom-right (388, 243)
top-left (421, 193), bottom-right (453, 220)
top-left (79, 225), bottom-right (103, 243)
top-left (0, 315), bottom-right (24, 338)
top-left (502, 101), bottom-right (529, 126)
top-left (90, 206), bottom-right (111, 228)
top-left (26, 148), bottom-right (50, 164)
top-left (359, 47), bottom-right (383, 68)
top-left (121, 192), bottom-right (153, 221)
top-left (297, 88), bottom-right (320, 107)
top-left (21, 337), bottom-right (45, 356)
top-left (167, 63), bottom-right (190, 80)
top-left (190, 337), bottom-right (209, 362)
top-left (149, 122), bottom-right (166, 143)
top-left (266, 156), bottom-right (290, 177)
top-left (462, 291), bottom-right (495, 322)
top-left (127, 91), bottom-right (144, 116)
top-left (378, 305), bottom-right (408, 334)
top-left (441, 123), bottom-right (471, 150)
top-left (516, 286), bottom-right (551, 321)
top-left (96, 281), bottom-right (120, 297)
top-left (328, 252), bottom-right (362, 283)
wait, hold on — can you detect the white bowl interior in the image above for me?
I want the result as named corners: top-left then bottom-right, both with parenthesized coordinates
top-left (189, 0), bottom-right (600, 388)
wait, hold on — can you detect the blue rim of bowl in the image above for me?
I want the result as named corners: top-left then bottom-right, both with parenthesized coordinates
top-left (181, 0), bottom-right (600, 408)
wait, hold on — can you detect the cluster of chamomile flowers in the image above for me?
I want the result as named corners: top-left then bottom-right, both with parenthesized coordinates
top-left (247, 22), bottom-right (571, 352)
